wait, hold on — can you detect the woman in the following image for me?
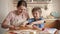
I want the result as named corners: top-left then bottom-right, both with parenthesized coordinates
top-left (1, 0), bottom-right (29, 30)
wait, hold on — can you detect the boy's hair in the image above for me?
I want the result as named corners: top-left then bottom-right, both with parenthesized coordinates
top-left (17, 0), bottom-right (27, 7)
top-left (32, 7), bottom-right (42, 13)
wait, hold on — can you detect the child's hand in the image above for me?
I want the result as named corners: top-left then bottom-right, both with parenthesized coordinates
top-left (32, 25), bottom-right (44, 31)
top-left (32, 25), bottom-right (37, 29)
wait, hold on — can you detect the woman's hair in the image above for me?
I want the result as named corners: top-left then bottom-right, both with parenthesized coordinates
top-left (17, 0), bottom-right (27, 7)
top-left (32, 7), bottom-right (42, 13)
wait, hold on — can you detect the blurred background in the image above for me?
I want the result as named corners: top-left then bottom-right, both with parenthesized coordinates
top-left (0, 0), bottom-right (60, 34)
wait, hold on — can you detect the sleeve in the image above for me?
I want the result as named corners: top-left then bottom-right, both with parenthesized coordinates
top-left (41, 18), bottom-right (45, 23)
top-left (28, 18), bottom-right (33, 24)
top-left (39, 18), bottom-right (45, 28)
top-left (4, 12), bottom-right (12, 26)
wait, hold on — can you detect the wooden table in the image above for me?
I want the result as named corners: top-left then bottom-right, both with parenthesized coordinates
top-left (5, 26), bottom-right (51, 34)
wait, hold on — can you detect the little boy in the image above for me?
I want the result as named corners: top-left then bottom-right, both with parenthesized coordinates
top-left (23, 7), bottom-right (45, 30)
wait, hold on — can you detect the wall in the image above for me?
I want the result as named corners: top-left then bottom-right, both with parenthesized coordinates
top-left (52, 0), bottom-right (60, 12)
top-left (0, 0), bottom-right (13, 34)
top-left (27, 3), bottom-right (53, 18)
top-left (0, 0), bottom-right (13, 23)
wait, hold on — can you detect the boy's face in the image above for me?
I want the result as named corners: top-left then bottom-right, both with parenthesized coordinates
top-left (32, 10), bottom-right (41, 20)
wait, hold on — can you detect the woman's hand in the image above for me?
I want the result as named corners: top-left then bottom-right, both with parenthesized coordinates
top-left (9, 25), bottom-right (15, 30)
top-left (9, 25), bottom-right (20, 30)
top-left (22, 24), bottom-right (26, 27)
top-left (14, 27), bottom-right (20, 30)
top-left (22, 21), bottom-right (29, 27)
top-left (26, 25), bottom-right (33, 29)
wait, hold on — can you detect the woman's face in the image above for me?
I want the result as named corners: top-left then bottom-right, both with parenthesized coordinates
top-left (17, 6), bottom-right (27, 14)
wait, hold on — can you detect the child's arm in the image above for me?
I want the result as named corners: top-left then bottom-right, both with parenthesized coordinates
top-left (30, 20), bottom-right (44, 26)
top-left (26, 24), bottom-right (44, 31)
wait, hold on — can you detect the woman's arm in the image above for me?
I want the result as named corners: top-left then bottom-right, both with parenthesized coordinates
top-left (1, 20), bottom-right (10, 29)
top-left (1, 12), bottom-right (12, 29)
